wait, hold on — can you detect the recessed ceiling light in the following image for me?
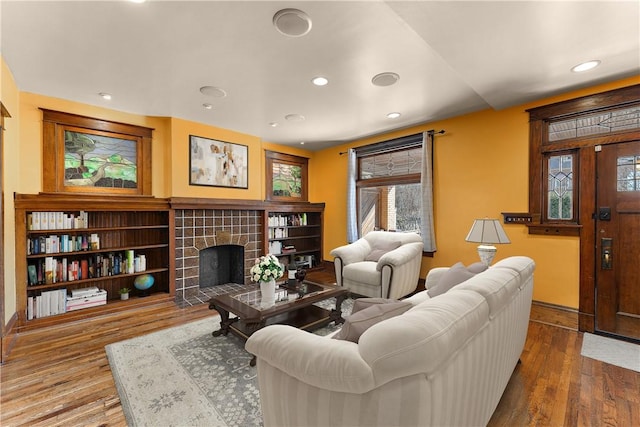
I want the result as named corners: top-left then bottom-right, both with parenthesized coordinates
top-left (285, 114), bottom-right (305, 122)
top-left (372, 72), bottom-right (400, 87)
top-left (203, 103), bottom-right (213, 110)
top-left (387, 112), bottom-right (401, 119)
top-left (269, 122), bottom-right (279, 127)
top-left (312, 76), bottom-right (329, 86)
top-left (199, 86), bottom-right (227, 98)
top-left (129, 0), bottom-right (146, 3)
top-left (300, 141), bottom-right (305, 145)
top-left (571, 60), bottom-right (601, 73)
top-left (99, 92), bottom-right (112, 100)
top-left (273, 8), bottom-right (312, 37)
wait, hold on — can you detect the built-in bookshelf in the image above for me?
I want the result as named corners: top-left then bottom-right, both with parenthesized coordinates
top-left (14, 193), bottom-right (175, 329)
top-left (263, 204), bottom-right (324, 271)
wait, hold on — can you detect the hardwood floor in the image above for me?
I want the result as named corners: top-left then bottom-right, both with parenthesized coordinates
top-left (1, 272), bottom-right (638, 426)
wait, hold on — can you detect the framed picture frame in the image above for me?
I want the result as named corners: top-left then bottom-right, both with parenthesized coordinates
top-left (41, 109), bottom-right (153, 195)
top-left (265, 151), bottom-right (308, 201)
top-left (189, 135), bottom-right (248, 188)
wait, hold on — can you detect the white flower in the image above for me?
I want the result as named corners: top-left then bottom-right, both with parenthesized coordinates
top-left (249, 254), bottom-right (284, 283)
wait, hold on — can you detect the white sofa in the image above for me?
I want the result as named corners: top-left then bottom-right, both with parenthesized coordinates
top-left (245, 256), bottom-right (535, 427)
top-left (330, 231), bottom-right (424, 299)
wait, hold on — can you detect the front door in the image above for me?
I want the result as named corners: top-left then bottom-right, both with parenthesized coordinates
top-left (595, 140), bottom-right (640, 341)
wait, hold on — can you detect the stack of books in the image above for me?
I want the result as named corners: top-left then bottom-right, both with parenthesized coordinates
top-left (66, 287), bottom-right (107, 312)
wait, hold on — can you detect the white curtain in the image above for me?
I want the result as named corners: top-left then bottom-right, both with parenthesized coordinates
top-left (420, 131), bottom-right (437, 251)
top-left (346, 148), bottom-right (358, 243)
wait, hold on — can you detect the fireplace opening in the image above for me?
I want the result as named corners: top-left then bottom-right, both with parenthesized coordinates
top-left (199, 244), bottom-right (244, 287)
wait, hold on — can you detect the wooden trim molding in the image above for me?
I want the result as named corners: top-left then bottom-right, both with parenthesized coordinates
top-left (0, 101), bottom-right (11, 363)
top-left (40, 109), bottom-right (154, 196)
top-left (527, 84), bottom-right (640, 334)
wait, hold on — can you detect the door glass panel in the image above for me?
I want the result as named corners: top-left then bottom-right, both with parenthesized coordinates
top-left (547, 154), bottom-right (573, 219)
top-left (617, 155), bottom-right (640, 192)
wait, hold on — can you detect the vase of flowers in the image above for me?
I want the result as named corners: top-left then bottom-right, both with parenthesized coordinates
top-left (250, 254), bottom-right (284, 305)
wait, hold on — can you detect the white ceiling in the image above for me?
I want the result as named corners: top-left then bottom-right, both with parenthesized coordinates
top-left (2, 1), bottom-right (639, 150)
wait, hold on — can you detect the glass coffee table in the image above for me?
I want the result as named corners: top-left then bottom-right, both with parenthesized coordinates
top-left (209, 281), bottom-right (347, 365)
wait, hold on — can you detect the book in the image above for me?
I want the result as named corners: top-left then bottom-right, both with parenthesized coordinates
top-left (27, 265), bottom-right (37, 285)
top-left (44, 257), bottom-right (54, 284)
top-left (71, 286), bottom-right (100, 298)
top-left (27, 296), bottom-right (34, 320)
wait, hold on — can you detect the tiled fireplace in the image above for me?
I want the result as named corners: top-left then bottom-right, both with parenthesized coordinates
top-left (174, 208), bottom-right (263, 306)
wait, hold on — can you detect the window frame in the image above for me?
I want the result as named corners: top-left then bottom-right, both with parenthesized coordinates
top-left (356, 142), bottom-right (422, 234)
top-left (527, 84), bottom-right (640, 236)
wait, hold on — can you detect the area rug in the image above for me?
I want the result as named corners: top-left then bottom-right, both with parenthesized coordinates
top-left (581, 333), bottom-right (640, 372)
top-left (106, 298), bottom-right (352, 427)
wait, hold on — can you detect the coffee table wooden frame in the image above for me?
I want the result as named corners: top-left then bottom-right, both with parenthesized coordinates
top-left (209, 281), bottom-right (347, 364)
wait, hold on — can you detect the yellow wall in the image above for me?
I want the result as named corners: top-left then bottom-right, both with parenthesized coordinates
top-left (314, 75), bottom-right (639, 309)
top-left (167, 119), bottom-right (315, 200)
top-left (2, 47), bottom-right (638, 325)
top-left (17, 93), bottom-right (170, 197)
top-left (2, 57), bottom-right (20, 325)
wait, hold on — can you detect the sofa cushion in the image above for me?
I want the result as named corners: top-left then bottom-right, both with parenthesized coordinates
top-left (427, 262), bottom-right (487, 297)
top-left (364, 240), bottom-right (402, 262)
top-left (358, 289), bottom-right (489, 383)
top-left (342, 262), bottom-right (381, 284)
top-left (454, 267), bottom-right (520, 319)
top-left (333, 301), bottom-right (412, 343)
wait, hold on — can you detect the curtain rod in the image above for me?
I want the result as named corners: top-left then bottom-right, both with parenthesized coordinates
top-left (339, 129), bottom-right (445, 155)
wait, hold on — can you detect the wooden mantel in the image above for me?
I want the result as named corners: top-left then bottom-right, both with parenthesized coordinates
top-left (169, 197), bottom-right (325, 211)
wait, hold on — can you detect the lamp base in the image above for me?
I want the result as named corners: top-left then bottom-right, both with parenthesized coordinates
top-left (477, 245), bottom-right (497, 266)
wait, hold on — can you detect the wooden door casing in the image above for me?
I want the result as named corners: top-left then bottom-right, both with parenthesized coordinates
top-left (595, 141), bottom-right (640, 341)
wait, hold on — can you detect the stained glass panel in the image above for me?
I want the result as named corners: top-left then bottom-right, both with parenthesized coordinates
top-left (547, 154), bottom-right (573, 219)
top-left (549, 106), bottom-right (640, 142)
top-left (359, 147), bottom-right (421, 179)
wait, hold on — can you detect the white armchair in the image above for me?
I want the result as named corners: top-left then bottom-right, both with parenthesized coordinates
top-left (330, 231), bottom-right (423, 299)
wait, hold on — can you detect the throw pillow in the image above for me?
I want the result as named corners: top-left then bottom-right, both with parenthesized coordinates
top-left (427, 262), bottom-right (475, 298)
top-left (467, 262), bottom-right (488, 274)
top-left (351, 297), bottom-right (398, 315)
top-left (364, 240), bottom-right (402, 262)
top-left (332, 301), bottom-right (412, 343)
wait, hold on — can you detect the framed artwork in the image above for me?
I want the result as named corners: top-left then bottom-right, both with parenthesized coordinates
top-left (41, 109), bottom-right (153, 195)
top-left (265, 151), bottom-right (308, 201)
top-left (189, 135), bottom-right (248, 188)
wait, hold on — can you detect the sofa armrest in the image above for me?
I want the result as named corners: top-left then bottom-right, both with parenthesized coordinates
top-left (245, 325), bottom-right (375, 393)
top-left (330, 238), bottom-right (371, 265)
top-left (376, 242), bottom-right (424, 271)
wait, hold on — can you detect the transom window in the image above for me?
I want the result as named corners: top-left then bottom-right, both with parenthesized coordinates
top-left (549, 106), bottom-right (640, 142)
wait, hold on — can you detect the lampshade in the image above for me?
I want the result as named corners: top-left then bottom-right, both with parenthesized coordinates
top-left (465, 219), bottom-right (511, 244)
top-left (465, 219), bottom-right (510, 266)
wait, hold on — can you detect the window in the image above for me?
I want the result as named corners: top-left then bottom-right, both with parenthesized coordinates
top-left (617, 155), bottom-right (640, 192)
top-left (545, 152), bottom-right (576, 221)
top-left (527, 84), bottom-right (640, 235)
top-left (356, 135), bottom-right (422, 235)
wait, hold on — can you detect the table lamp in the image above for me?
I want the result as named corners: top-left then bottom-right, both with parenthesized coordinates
top-left (465, 218), bottom-right (510, 266)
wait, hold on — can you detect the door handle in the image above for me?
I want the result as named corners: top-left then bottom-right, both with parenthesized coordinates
top-left (601, 238), bottom-right (613, 269)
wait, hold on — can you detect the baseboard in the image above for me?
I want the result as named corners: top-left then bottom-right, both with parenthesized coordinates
top-left (1, 312), bottom-right (19, 363)
top-left (530, 300), bottom-right (579, 331)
